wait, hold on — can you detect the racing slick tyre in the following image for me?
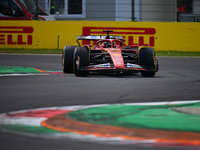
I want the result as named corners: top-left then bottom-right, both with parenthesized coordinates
top-left (138, 47), bottom-right (156, 77)
top-left (73, 47), bottom-right (89, 77)
top-left (62, 46), bottom-right (77, 73)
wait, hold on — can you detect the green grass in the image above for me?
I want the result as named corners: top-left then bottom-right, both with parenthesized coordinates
top-left (156, 51), bottom-right (200, 57)
top-left (0, 48), bottom-right (200, 56)
top-left (0, 49), bottom-right (62, 54)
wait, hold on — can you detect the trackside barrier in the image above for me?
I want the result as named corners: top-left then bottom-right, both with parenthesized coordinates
top-left (0, 21), bottom-right (199, 52)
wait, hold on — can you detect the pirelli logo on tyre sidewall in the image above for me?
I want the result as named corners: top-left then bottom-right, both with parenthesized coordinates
top-left (82, 27), bottom-right (156, 47)
top-left (0, 26), bottom-right (33, 45)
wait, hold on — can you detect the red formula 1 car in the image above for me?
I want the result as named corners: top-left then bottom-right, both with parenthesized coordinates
top-left (62, 30), bottom-right (159, 77)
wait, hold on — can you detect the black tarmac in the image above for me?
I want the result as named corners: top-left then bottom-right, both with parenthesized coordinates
top-left (0, 54), bottom-right (200, 150)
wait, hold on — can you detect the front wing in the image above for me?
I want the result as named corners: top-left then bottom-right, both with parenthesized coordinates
top-left (79, 63), bottom-right (157, 72)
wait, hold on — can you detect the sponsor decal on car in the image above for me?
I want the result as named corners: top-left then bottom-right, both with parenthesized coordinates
top-left (127, 63), bottom-right (142, 68)
top-left (110, 50), bottom-right (120, 52)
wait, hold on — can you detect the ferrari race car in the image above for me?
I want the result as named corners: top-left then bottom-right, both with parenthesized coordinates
top-left (62, 30), bottom-right (159, 77)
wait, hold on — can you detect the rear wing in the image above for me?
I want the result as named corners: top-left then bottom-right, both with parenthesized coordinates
top-left (77, 35), bottom-right (124, 40)
top-left (77, 35), bottom-right (106, 41)
top-left (76, 35), bottom-right (124, 46)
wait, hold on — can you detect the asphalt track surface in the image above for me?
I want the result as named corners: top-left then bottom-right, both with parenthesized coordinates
top-left (0, 54), bottom-right (200, 150)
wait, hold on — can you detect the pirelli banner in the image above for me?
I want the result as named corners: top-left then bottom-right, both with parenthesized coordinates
top-left (0, 21), bottom-right (199, 52)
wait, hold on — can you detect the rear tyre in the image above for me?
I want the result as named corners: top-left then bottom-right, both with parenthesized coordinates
top-left (62, 46), bottom-right (77, 73)
top-left (138, 47), bottom-right (156, 77)
top-left (73, 47), bottom-right (89, 77)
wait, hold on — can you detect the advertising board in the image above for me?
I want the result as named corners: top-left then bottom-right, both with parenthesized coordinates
top-left (0, 21), bottom-right (199, 51)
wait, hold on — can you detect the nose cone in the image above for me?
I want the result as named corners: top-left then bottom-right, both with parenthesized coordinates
top-left (108, 49), bottom-right (125, 69)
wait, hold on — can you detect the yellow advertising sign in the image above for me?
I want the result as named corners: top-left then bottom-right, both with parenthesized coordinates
top-left (0, 21), bottom-right (199, 52)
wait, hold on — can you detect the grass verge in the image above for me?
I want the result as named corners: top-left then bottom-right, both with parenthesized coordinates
top-left (0, 49), bottom-right (62, 54)
top-left (156, 51), bottom-right (200, 57)
top-left (0, 49), bottom-right (200, 56)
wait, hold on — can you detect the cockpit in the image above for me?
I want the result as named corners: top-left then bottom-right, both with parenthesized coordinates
top-left (96, 39), bottom-right (123, 49)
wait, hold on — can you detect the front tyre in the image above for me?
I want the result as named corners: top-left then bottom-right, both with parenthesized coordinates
top-left (138, 47), bottom-right (157, 77)
top-left (62, 46), bottom-right (77, 73)
top-left (73, 47), bottom-right (89, 77)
